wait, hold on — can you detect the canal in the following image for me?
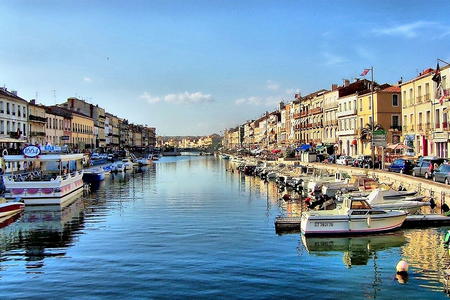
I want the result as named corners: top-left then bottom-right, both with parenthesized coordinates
top-left (0, 156), bottom-right (449, 299)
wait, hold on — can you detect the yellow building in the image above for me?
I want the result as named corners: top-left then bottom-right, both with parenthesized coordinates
top-left (71, 112), bottom-right (95, 150)
top-left (356, 85), bottom-right (402, 156)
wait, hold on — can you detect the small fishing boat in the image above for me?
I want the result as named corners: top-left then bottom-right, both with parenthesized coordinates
top-left (220, 154), bottom-right (230, 160)
top-left (301, 198), bottom-right (407, 235)
top-left (151, 154), bottom-right (160, 161)
top-left (122, 158), bottom-right (136, 169)
top-left (114, 162), bottom-right (125, 172)
top-left (83, 167), bottom-right (106, 183)
top-left (90, 153), bottom-right (108, 166)
top-left (136, 155), bottom-right (152, 166)
top-left (0, 199), bottom-right (25, 218)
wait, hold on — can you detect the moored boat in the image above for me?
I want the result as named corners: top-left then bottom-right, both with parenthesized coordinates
top-left (301, 198), bottom-right (407, 235)
top-left (3, 151), bottom-right (85, 206)
top-left (83, 167), bottom-right (106, 183)
top-left (0, 199), bottom-right (25, 218)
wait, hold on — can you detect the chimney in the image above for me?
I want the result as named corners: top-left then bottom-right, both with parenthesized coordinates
top-left (331, 84), bottom-right (338, 91)
top-left (30, 99), bottom-right (36, 104)
top-left (11, 90), bottom-right (17, 96)
top-left (344, 79), bottom-right (350, 87)
top-left (398, 77), bottom-right (403, 85)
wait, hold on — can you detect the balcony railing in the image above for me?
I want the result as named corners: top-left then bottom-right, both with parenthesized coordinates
top-left (300, 111), bottom-right (308, 117)
top-left (309, 107), bottom-right (322, 115)
top-left (29, 114), bottom-right (47, 123)
top-left (436, 122), bottom-right (441, 129)
top-left (390, 125), bottom-right (402, 131)
top-left (425, 122), bottom-right (431, 130)
top-left (416, 96), bottom-right (422, 103)
top-left (424, 94), bottom-right (430, 102)
top-left (418, 124), bottom-right (423, 131)
top-left (444, 121), bottom-right (448, 130)
top-left (293, 113), bottom-right (301, 119)
top-left (30, 131), bottom-right (46, 137)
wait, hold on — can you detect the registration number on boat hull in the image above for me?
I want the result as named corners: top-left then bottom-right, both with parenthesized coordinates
top-left (313, 222), bottom-right (334, 227)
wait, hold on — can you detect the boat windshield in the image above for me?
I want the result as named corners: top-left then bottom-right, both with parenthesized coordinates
top-left (350, 200), bottom-right (371, 209)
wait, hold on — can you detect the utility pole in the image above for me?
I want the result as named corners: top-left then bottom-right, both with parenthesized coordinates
top-left (370, 67), bottom-right (375, 170)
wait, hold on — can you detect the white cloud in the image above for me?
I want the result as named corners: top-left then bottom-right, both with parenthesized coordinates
top-left (322, 51), bottom-right (347, 66)
top-left (234, 95), bottom-right (286, 107)
top-left (140, 92), bottom-right (161, 104)
top-left (235, 96), bottom-right (263, 105)
top-left (141, 91), bottom-right (213, 105)
top-left (83, 77), bottom-right (92, 83)
top-left (266, 80), bottom-right (280, 91)
top-left (284, 88), bottom-right (300, 95)
top-left (372, 21), bottom-right (450, 39)
top-left (164, 91), bottom-right (213, 104)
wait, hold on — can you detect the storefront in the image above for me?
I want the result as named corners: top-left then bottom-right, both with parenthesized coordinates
top-left (433, 132), bottom-right (449, 159)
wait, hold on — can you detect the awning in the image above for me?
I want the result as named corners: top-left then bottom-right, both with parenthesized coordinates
top-left (387, 143), bottom-right (411, 150)
top-left (316, 145), bottom-right (326, 151)
top-left (296, 144), bottom-right (311, 151)
top-left (0, 138), bottom-right (26, 143)
top-left (271, 149), bottom-right (281, 153)
top-left (351, 139), bottom-right (358, 146)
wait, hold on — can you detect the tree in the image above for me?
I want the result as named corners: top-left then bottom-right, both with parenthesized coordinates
top-left (360, 123), bottom-right (384, 142)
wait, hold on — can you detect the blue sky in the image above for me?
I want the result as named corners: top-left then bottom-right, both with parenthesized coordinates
top-left (1, 0), bottom-right (449, 136)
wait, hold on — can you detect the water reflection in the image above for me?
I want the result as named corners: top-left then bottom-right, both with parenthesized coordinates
top-left (0, 198), bottom-right (86, 270)
top-left (301, 232), bottom-right (407, 268)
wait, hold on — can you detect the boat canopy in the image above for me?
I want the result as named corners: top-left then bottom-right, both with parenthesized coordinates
top-left (296, 144), bottom-right (311, 151)
top-left (3, 154), bottom-right (84, 162)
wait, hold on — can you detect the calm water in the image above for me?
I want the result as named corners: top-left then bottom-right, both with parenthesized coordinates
top-left (0, 156), bottom-right (449, 299)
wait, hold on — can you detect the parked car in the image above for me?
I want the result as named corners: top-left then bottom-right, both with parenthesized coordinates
top-left (353, 155), bottom-right (372, 168)
top-left (388, 159), bottom-right (414, 174)
top-left (433, 164), bottom-right (450, 184)
top-left (412, 157), bottom-right (446, 179)
top-left (336, 155), bottom-right (354, 166)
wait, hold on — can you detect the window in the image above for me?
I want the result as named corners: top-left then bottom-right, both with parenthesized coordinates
top-left (402, 91), bottom-right (407, 107)
top-left (368, 96), bottom-right (372, 109)
top-left (0, 120), bottom-right (3, 134)
top-left (359, 99), bottom-right (362, 111)
top-left (12, 104), bottom-right (15, 115)
top-left (360, 118), bottom-right (363, 128)
top-left (392, 115), bottom-right (399, 127)
top-left (0, 101), bottom-right (3, 113)
top-left (23, 123), bottom-right (26, 135)
top-left (23, 106), bottom-right (26, 118)
top-left (6, 103), bottom-right (10, 114)
top-left (425, 83), bottom-right (430, 97)
top-left (369, 116), bottom-right (372, 125)
top-left (18, 106), bottom-right (21, 117)
top-left (392, 94), bottom-right (399, 106)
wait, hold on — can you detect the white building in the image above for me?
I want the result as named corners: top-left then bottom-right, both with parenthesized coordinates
top-left (336, 93), bottom-right (358, 156)
top-left (0, 88), bottom-right (29, 149)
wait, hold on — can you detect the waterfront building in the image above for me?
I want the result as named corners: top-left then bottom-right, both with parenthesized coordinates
top-left (309, 91), bottom-right (326, 145)
top-left (400, 68), bottom-right (436, 156)
top-left (59, 97), bottom-right (106, 149)
top-left (71, 111), bottom-right (95, 150)
top-left (0, 88), bottom-right (29, 148)
top-left (45, 106), bottom-right (73, 147)
top-left (291, 98), bottom-right (301, 143)
top-left (433, 65), bottom-right (450, 158)
top-left (118, 118), bottom-right (129, 148)
top-left (337, 93), bottom-right (359, 156)
top-left (356, 85), bottom-right (402, 156)
top-left (322, 86), bottom-right (339, 146)
top-left (45, 107), bottom-right (65, 146)
top-left (105, 113), bottom-right (120, 149)
top-left (27, 100), bottom-right (47, 145)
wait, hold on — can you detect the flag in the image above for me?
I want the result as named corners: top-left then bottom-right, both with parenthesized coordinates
top-left (433, 63), bottom-right (445, 104)
top-left (360, 69), bottom-right (370, 76)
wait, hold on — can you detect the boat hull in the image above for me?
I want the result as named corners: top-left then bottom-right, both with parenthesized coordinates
top-left (83, 172), bottom-right (105, 183)
top-left (0, 202), bottom-right (25, 218)
top-left (301, 212), bottom-right (407, 235)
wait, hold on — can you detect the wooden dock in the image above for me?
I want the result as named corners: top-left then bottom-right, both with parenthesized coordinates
top-left (275, 214), bottom-right (450, 234)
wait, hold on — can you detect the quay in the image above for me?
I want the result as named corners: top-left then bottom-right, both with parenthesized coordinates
top-left (275, 214), bottom-right (450, 233)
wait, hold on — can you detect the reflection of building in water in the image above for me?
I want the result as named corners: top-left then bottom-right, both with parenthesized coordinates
top-left (0, 198), bottom-right (86, 269)
top-left (402, 229), bottom-right (450, 293)
top-left (302, 232), bottom-right (406, 268)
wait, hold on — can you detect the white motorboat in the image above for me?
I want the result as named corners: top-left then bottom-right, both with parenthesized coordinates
top-left (3, 153), bottom-right (84, 206)
top-left (137, 155), bottom-right (152, 166)
top-left (301, 198), bottom-right (407, 235)
top-left (364, 189), bottom-right (428, 214)
top-left (122, 158), bottom-right (137, 168)
top-left (114, 162), bottom-right (126, 172)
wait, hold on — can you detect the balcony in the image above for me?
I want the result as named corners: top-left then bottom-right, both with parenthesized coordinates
top-left (336, 108), bottom-right (357, 118)
top-left (389, 125), bottom-right (402, 131)
top-left (444, 121), bottom-right (448, 130)
top-left (425, 122), bottom-right (431, 131)
top-left (30, 131), bottom-right (46, 137)
top-left (300, 111), bottom-right (308, 117)
top-left (436, 122), bottom-right (441, 129)
top-left (418, 124), bottom-right (423, 131)
top-left (336, 128), bottom-right (357, 136)
top-left (416, 96), bottom-right (422, 103)
top-left (29, 114), bottom-right (47, 123)
top-left (293, 113), bottom-right (301, 119)
top-left (423, 94), bottom-right (431, 102)
top-left (309, 107), bottom-right (322, 115)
